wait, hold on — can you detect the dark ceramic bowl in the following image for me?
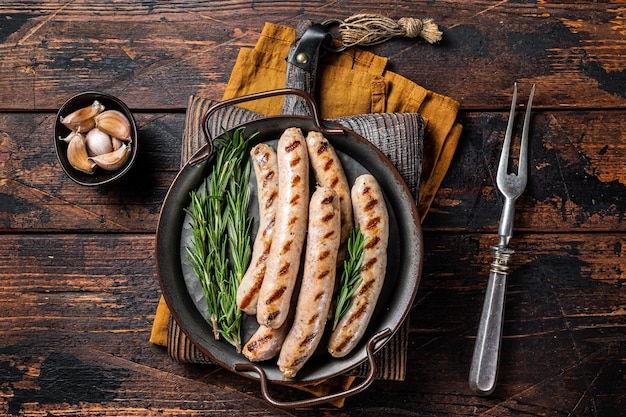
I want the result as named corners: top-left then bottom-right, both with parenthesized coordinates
top-left (54, 91), bottom-right (138, 186)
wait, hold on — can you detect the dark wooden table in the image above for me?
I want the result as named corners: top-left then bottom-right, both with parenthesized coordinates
top-left (2, 2), bottom-right (624, 416)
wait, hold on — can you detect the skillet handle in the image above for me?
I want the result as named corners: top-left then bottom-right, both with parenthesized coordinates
top-left (190, 88), bottom-right (344, 166)
top-left (234, 328), bottom-right (392, 409)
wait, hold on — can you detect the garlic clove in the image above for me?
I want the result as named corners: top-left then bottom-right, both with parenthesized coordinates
top-left (60, 100), bottom-right (105, 132)
top-left (85, 127), bottom-right (113, 157)
top-left (111, 137), bottom-right (124, 151)
top-left (89, 143), bottom-right (131, 171)
top-left (95, 110), bottom-right (132, 142)
top-left (58, 130), bottom-right (78, 143)
top-left (67, 133), bottom-right (97, 174)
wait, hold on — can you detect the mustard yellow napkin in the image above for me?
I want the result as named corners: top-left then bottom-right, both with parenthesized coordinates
top-left (223, 22), bottom-right (462, 217)
top-left (151, 21), bottom-right (462, 407)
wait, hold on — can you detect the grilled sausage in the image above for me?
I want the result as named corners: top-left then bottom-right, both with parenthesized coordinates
top-left (327, 174), bottom-right (389, 358)
top-left (237, 143), bottom-right (279, 315)
top-left (277, 187), bottom-right (341, 378)
top-left (305, 131), bottom-right (353, 261)
top-left (256, 127), bottom-right (309, 329)
top-left (242, 323), bottom-right (290, 362)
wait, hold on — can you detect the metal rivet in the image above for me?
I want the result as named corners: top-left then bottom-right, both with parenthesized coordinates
top-left (296, 52), bottom-right (309, 64)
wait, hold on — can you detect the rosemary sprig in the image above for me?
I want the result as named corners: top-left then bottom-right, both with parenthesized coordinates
top-left (332, 226), bottom-right (367, 330)
top-left (184, 126), bottom-right (257, 352)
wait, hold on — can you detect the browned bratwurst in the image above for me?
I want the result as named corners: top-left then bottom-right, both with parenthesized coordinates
top-left (277, 187), bottom-right (341, 378)
top-left (328, 174), bottom-right (389, 358)
top-left (237, 143), bottom-right (279, 315)
top-left (256, 127), bottom-right (309, 329)
top-left (305, 131), bottom-right (353, 260)
top-left (242, 323), bottom-right (290, 362)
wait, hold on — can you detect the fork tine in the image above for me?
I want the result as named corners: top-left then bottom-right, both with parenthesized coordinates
top-left (497, 83), bottom-right (518, 180)
top-left (518, 84), bottom-right (536, 178)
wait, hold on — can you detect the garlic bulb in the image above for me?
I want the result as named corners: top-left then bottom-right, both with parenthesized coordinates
top-left (59, 100), bottom-right (134, 175)
top-left (85, 128), bottom-right (113, 157)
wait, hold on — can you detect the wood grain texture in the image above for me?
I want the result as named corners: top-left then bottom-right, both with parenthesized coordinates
top-left (1, 110), bottom-right (623, 232)
top-left (1, 233), bottom-right (623, 415)
top-left (427, 109), bottom-right (626, 231)
top-left (1, 0), bottom-right (624, 415)
top-left (0, 1), bottom-right (623, 110)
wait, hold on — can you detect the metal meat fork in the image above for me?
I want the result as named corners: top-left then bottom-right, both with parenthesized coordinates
top-left (469, 83), bottom-right (536, 396)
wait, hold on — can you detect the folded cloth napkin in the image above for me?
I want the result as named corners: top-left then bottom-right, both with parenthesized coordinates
top-left (150, 21), bottom-right (462, 407)
top-left (222, 22), bottom-right (462, 218)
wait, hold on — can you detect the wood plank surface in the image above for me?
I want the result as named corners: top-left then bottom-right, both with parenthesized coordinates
top-left (0, 1), bottom-right (624, 110)
top-left (1, 232), bottom-right (623, 415)
top-left (1, 0), bottom-right (624, 415)
top-left (1, 110), bottom-right (624, 232)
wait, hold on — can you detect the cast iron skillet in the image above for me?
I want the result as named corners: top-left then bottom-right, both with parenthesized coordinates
top-left (156, 89), bottom-right (423, 407)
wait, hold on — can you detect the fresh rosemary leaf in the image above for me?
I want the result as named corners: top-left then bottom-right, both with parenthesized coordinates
top-left (332, 226), bottom-right (367, 330)
top-left (185, 126), bottom-right (258, 351)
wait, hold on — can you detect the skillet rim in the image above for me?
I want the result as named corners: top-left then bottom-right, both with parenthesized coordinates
top-left (156, 115), bottom-right (423, 384)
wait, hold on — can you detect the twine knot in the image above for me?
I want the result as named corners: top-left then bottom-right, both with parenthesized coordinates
top-left (398, 17), bottom-right (424, 38)
top-left (324, 14), bottom-right (442, 48)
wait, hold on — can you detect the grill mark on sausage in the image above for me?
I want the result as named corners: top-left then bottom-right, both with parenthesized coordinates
top-left (251, 146), bottom-right (267, 159)
top-left (280, 240), bottom-right (292, 255)
top-left (278, 261), bottom-right (291, 276)
top-left (255, 251), bottom-right (269, 267)
top-left (245, 334), bottom-right (271, 352)
top-left (313, 290), bottom-right (325, 302)
top-left (357, 278), bottom-right (375, 296)
top-left (365, 216), bottom-right (381, 230)
top-left (289, 193), bottom-right (301, 207)
top-left (323, 159), bottom-right (334, 171)
top-left (364, 235), bottom-right (381, 249)
top-left (239, 290), bottom-right (258, 310)
top-left (290, 156), bottom-right (302, 168)
top-left (321, 212), bottom-right (335, 223)
top-left (323, 230), bottom-right (335, 240)
top-left (291, 174), bottom-right (303, 188)
top-left (346, 303), bottom-right (368, 326)
top-left (267, 310), bottom-right (280, 321)
top-left (318, 270), bottom-right (330, 280)
top-left (316, 140), bottom-right (329, 154)
top-left (361, 257), bottom-right (379, 272)
top-left (318, 250), bottom-right (331, 262)
top-left (308, 313), bottom-right (320, 324)
top-left (364, 198), bottom-right (379, 212)
top-left (287, 216), bottom-right (299, 230)
top-left (303, 333), bottom-right (317, 344)
top-left (266, 286), bottom-right (286, 305)
top-left (293, 356), bottom-right (307, 366)
top-left (264, 189), bottom-right (277, 209)
top-left (261, 218), bottom-right (275, 238)
top-left (238, 252), bottom-right (269, 309)
top-left (263, 171), bottom-right (276, 189)
top-left (285, 140), bottom-right (302, 153)
top-left (333, 339), bottom-right (349, 353)
top-left (321, 194), bottom-right (335, 205)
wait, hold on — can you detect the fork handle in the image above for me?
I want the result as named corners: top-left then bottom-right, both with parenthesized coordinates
top-left (469, 246), bottom-right (514, 395)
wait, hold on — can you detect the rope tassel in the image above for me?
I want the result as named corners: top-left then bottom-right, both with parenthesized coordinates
top-left (324, 14), bottom-right (443, 47)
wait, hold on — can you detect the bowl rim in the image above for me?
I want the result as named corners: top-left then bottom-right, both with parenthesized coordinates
top-left (54, 91), bottom-right (138, 186)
